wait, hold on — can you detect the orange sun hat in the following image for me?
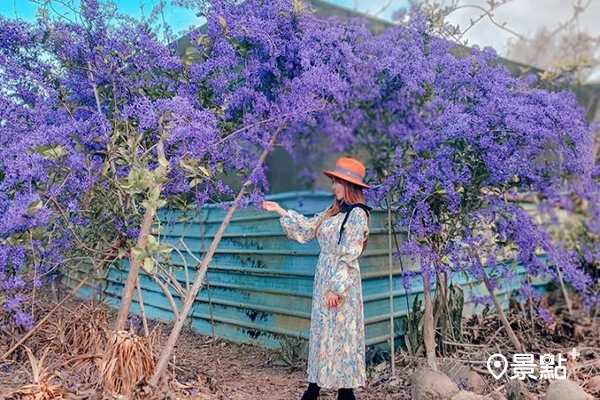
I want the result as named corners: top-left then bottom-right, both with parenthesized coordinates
top-left (323, 156), bottom-right (371, 189)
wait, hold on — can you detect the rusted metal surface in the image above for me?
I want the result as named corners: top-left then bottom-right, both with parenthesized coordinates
top-left (65, 191), bottom-right (548, 352)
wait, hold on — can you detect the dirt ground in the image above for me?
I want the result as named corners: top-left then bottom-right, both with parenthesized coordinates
top-left (168, 327), bottom-right (412, 400)
top-left (0, 287), bottom-right (599, 400)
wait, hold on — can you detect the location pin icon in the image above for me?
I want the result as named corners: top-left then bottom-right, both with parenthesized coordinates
top-left (487, 353), bottom-right (508, 380)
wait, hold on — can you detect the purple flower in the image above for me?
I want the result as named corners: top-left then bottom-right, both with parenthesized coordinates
top-left (401, 270), bottom-right (417, 295)
top-left (537, 307), bottom-right (554, 325)
top-left (33, 276), bottom-right (43, 289)
top-left (3, 294), bottom-right (27, 311)
top-left (14, 311), bottom-right (34, 330)
top-left (5, 276), bottom-right (26, 291)
top-left (0, 0), bottom-right (597, 330)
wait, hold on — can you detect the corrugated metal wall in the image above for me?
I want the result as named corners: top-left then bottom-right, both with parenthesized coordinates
top-left (64, 191), bottom-right (548, 351)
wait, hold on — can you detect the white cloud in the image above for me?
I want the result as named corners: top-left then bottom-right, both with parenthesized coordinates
top-left (348, 0), bottom-right (600, 80)
top-left (443, 0), bottom-right (600, 55)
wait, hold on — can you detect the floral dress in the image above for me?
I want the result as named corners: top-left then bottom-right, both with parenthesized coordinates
top-left (280, 207), bottom-right (369, 389)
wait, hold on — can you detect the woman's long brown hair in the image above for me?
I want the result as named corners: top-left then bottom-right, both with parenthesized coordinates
top-left (314, 177), bottom-right (371, 253)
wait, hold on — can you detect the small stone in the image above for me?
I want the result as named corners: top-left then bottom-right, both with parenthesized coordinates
top-left (450, 391), bottom-right (493, 400)
top-left (584, 376), bottom-right (600, 391)
top-left (463, 370), bottom-right (488, 393)
top-left (506, 380), bottom-right (535, 400)
top-left (544, 379), bottom-right (593, 400)
top-left (410, 367), bottom-right (461, 400)
top-left (440, 360), bottom-right (488, 393)
top-left (490, 393), bottom-right (508, 400)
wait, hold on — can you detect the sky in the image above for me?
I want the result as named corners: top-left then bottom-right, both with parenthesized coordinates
top-left (2, 0), bottom-right (599, 80)
top-left (0, 0), bottom-right (203, 37)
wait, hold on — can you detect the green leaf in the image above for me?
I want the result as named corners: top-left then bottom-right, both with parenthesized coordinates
top-left (139, 170), bottom-right (155, 191)
top-left (30, 227), bottom-right (47, 241)
top-left (156, 199), bottom-right (167, 209)
top-left (149, 187), bottom-right (161, 202)
top-left (179, 157), bottom-right (194, 171)
top-left (146, 234), bottom-right (158, 249)
top-left (158, 155), bottom-right (169, 169)
top-left (144, 257), bottom-right (156, 274)
top-left (132, 246), bottom-right (145, 261)
top-left (189, 177), bottom-right (203, 188)
top-left (157, 243), bottom-right (173, 254)
top-left (153, 167), bottom-right (166, 182)
top-left (184, 45), bottom-right (199, 57)
top-left (28, 200), bottom-right (43, 216)
top-left (38, 144), bottom-right (67, 160)
top-left (199, 165), bottom-right (211, 177)
top-left (141, 200), bottom-right (153, 212)
top-left (218, 15), bottom-right (229, 35)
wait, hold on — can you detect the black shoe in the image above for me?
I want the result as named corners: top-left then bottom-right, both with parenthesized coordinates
top-left (337, 388), bottom-right (356, 400)
top-left (300, 382), bottom-right (320, 400)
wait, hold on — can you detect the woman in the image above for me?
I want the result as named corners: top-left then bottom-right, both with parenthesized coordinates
top-left (262, 156), bottom-right (372, 400)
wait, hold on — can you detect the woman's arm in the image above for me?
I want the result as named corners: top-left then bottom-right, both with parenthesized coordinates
top-left (263, 200), bottom-right (326, 244)
top-left (280, 210), bottom-right (324, 244)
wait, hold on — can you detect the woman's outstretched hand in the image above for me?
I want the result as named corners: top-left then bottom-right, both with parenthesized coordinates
top-left (326, 291), bottom-right (340, 308)
top-left (262, 200), bottom-right (286, 216)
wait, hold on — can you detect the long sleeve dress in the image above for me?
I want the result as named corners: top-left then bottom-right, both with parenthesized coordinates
top-left (279, 206), bottom-right (369, 389)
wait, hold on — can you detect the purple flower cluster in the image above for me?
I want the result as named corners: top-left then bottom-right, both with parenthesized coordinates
top-left (328, 6), bottom-right (600, 309)
top-left (0, 0), bottom-right (378, 328)
top-left (0, 0), bottom-right (597, 331)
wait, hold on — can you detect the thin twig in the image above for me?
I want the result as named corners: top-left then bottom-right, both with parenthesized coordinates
top-left (87, 61), bottom-right (102, 114)
top-left (136, 279), bottom-right (150, 336)
top-left (212, 117), bottom-right (277, 145)
top-left (147, 271), bottom-right (180, 319)
top-left (154, 262), bottom-right (186, 298)
top-left (386, 196), bottom-right (396, 378)
top-left (173, 243), bottom-right (191, 293)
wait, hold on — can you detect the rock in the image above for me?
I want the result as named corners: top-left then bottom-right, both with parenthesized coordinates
top-left (506, 380), bottom-right (536, 400)
top-left (462, 370), bottom-right (488, 393)
top-left (490, 393), bottom-right (508, 400)
top-left (544, 380), bottom-right (593, 400)
top-left (450, 391), bottom-right (493, 400)
top-left (584, 376), bottom-right (600, 391)
top-left (440, 360), bottom-right (488, 393)
top-left (410, 367), bottom-right (461, 400)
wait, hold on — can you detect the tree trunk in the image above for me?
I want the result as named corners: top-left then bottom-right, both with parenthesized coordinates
top-left (149, 122), bottom-right (286, 386)
top-left (434, 270), bottom-right (451, 354)
top-left (422, 271), bottom-right (437, 371)
top-left (115, 207), bottom-right (158, 330)
top-left (115, 140), bottom-right (168, 330)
